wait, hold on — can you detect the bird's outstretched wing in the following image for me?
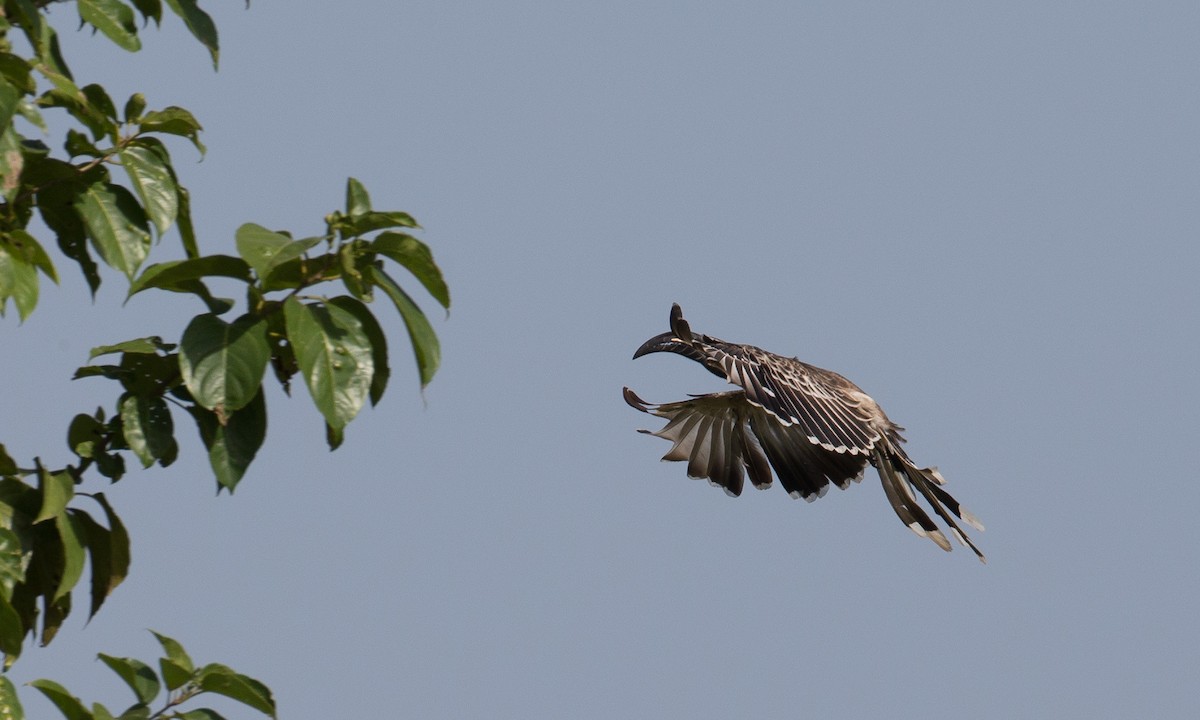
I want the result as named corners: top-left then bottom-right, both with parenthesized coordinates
top-left (696, 340), bottom-right (893, 457)
top-left (623, 387), bottom-right (869, 501)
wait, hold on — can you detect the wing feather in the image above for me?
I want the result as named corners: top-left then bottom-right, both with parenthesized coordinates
top-left (624, 387), bottom-right (869, 500)
top-left (698, 341), bottom-right (886, 456)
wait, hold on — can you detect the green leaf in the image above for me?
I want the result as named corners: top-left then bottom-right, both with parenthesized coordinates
top-left (196, 664), bottom-right (276, 718)
top-left (164, 0), bottom-right (219, 70)
top-left (93, 449), bottom-right (125, 482)
top-left (0, 79), bottom-right (19, 138)
top-left (16, 98), bottom-right (46, 132)
top-left (372, 231), bottom-right (450, 311)
top-left (324, 421), bottom-right (343, 451)
top-left (283, 296), bottom-right (374, 433)
top-left (176, 184), bottom-right (198, 259)
top-left (0, 53), bottom-right (34, 95)
top-left (37, 178), bottom-right (101, 296)
top-left (0, 595), bottom-right (23, 667)
top-left (7, 594), bottom-right (36, 664)
top-left (256, 258), bottom-right (307, 292)
top-left (119, 139), bottom-right (177, 236)
top-left (264, 307), bottom-right (297, 392)
top-left (235, 224), bottom-right (320, 282)
top-left (346, 210), bottom-right (420, 236)
top-left (53, 511), bottom-right (86, 603)
top-left (369, 266), bottom-right (440, 388)
top-left (151, 629), bottom-right (194, 673)
top-left (30, 19), bottom-right (74, 86)
top-left (63, 134), bottom-right (99, 164)
top-left (177, 710), bottom-right (228, 720)
top-left (89, 493), bottom-right (129, 597)
top-left (40, 593), bottom-right (69, 647)
top-left (129, 255), bottom-right (250, 298)
top-left (139, 105), bottom-right (204, 156)
top-left (28, 680), bottom-right (90, 720)
top-left (0, 126), bottom-right (22, 203)
top-left (179, 313), bottom-right (270, 418)
top-left (165, 280), bottom-right (233, 314)
top-left (123, 92), bottom-right (146, 122)
top-left (98, 654), bottom-right (160, 705)
top-left (5, 230), bottom-right (59, 284)
top-left (74, 511), bottom-right (112, 619)
top-left (152, 629), bottom-right (195, 690)
top-left (90, 704), bottom-right (114, 720)
top-left (0, 245), bottom-right (13, 313)
top-left (0, 528), bottom-right (23, 600)
top-left (81, 84), bottom-right (119, 124)
top-left (0, 476), bottom-right (35, 527)
top-left (40, 89), bottom-right (108, 142)
top-left (78, 0), bottom-right (142, 52)
top-left (233, 223), bottom-right (287, 277)
top-left (337, 240), bottom-right (371, 301)
top-left (74, 181), bottom-right (152, 280)
top-left (0, 445), bottom-right (17, 476)
top-left (119, 393), bottom-right (176, 468)
top-left (8, 256), bottom-right (34, 322)
top-left (0, 673), bottom-right (26, 720)
top-left (159, 659), bottom-right (193, 692)
top-left (189, 388), bottom-right (265, 492)
top-left (89, 336), bottom-right (173, 359)
top-left (0, 241), bottom-right (37, 322)
top-left (118, 350), bottom-right (180, 397)
top-left (126, 256), bottom-right (244, 312)
top-left (345, 177), bottom-right (371, 217)
top-left (328, 296), bottom-right (389, 406)
top-left (0, 52), bottom-right (31, 94)
top-left (35, 465), bottom-right (73, 524)
top-left (7, 0), bottom-right (43, 55)
top-left (67, 412), bottom-right (105, 458)
top-left (129, 0), bottom-right (162, 25)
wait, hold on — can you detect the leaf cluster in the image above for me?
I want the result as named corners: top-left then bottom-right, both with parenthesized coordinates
top-left (0, 179), bottom-right (448, 661)
top-left (9, 630), bottom-right (276, 719)
top-left (0, 0), bottom-right (449, 680)
top-left (94, 176), bottom-right (448, 485)
top-left (0, 0), bottom-right (219, 319)
top-left (0, 453), bottom-right (127, 668)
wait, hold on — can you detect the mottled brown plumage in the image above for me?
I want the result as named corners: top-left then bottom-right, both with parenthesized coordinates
top-left (625, 303), bottom-right (985, 561)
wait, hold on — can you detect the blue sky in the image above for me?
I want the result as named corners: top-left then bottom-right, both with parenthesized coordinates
top-left (3, 2), bottom-right (1198, 717)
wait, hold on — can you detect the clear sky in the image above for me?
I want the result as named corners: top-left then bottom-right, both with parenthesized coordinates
top-left (3, 1), bottom-right (1198, 718)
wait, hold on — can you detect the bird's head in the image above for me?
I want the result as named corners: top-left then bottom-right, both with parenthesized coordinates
top-left (633, 303), bottom-right (707, 362)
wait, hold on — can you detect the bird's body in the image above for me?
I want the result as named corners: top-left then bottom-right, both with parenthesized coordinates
top-left (625, 304), bottom-right (985, 561)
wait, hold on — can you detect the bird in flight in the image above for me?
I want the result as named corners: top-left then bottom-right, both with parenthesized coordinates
top-left (624, 303), bottom-right (985, 561)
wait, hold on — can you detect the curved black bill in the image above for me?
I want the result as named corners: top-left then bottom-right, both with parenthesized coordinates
top-left (633, 331), bottom-right (676, 359)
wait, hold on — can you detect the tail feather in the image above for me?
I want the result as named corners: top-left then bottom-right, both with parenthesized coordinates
top-left (873, 448), bottom-right (952, 552)
top-left (902, 460), bottom-right (987, 563)
top-left (922, 477), bottom-right (985, 532)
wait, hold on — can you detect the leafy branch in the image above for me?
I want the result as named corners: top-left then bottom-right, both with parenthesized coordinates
top-left (6, 630), bottom-right (277, 720)
top-left (0, 0), bottom-right (448, 699)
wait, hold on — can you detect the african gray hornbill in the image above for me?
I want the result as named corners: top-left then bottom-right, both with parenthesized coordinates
top-left (625, 303), bottom-right (985, 561)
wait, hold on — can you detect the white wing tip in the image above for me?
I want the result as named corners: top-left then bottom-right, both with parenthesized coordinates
top-left (905, 524), bottom-right (952, 551)
top-left (961, 508), bottom-right (985, 532)
top-left (930, 529), bottom-right (952, 552)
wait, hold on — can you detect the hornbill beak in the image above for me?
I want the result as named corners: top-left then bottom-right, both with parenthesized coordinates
top-left (633, 331), bottom-right (678, 359)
